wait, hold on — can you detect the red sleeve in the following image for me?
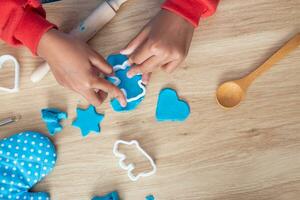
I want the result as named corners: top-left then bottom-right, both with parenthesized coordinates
top-left (0, 0), bottom-right (56, 54)
top-left (162, 0), bottom-right (220, 27)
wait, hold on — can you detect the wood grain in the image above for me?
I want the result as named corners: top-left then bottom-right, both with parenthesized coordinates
top-left (0, 0), bottom-right (300, 199)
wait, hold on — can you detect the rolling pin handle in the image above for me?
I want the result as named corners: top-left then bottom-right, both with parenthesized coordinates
top-left (30, 62), bottom-right (50, 83)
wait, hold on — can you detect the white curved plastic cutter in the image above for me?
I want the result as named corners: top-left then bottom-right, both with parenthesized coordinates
top-left (0, 55), bottom-right (20, 93)
top-left (113, 140), bottom-right (157, 181)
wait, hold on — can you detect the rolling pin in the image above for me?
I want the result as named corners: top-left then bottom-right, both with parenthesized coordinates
top-left (31, 0), bottom-right (128, 83)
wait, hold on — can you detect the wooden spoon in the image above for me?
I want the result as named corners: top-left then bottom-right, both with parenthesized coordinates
top-left (216, 33), bottom-right (300, 109)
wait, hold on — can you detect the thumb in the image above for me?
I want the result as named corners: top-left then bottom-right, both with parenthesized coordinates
top-left (120, 27), bottom-right (150, 55)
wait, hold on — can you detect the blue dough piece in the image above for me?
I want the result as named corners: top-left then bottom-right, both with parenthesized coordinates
top-left (146, 195), bottom-right (155, 200)
top-left (156, 88), bottom-right (190, 122)
top-left (92, 191), bottom-right (119, 200)
top-left (106, 54), bottom-right (146, 112)
top-left (0, 131), bottom-right (57, 200)
top-left (72, 105), bottom-right (104, 137)
top-left (41, 108), bottom-right (67, 135)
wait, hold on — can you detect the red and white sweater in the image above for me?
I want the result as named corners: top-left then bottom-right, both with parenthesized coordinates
top-left (0, 0), bottom-right (220, 54)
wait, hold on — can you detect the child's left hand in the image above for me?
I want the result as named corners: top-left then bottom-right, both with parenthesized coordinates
top-left (120, 9), bottom-right (194, 84)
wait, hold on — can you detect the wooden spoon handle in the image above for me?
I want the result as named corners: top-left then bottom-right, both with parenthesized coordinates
top-left (241, 33), bottom-right (300, 87)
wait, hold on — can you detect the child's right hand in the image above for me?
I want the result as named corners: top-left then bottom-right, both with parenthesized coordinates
top-left (120, 10), bottom-right (194, 85)
top-left (37, 29), bottom-right (127, 107)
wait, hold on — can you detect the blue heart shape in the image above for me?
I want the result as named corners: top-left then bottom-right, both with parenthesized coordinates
top-left (106, 54), bottom-right (146, 112)
top-left (0, 131), bottom-right (57, 199)
top-left (156, 88), bottom-right (190, 122)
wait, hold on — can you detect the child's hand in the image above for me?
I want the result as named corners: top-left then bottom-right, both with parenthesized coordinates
top-left (37, 29), bottom-right (127, 107)
top-left (120, 10), bottom-right (194, 84)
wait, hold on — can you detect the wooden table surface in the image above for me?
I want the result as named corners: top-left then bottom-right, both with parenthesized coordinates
top-left (0, 0), bottom-right (300, 199)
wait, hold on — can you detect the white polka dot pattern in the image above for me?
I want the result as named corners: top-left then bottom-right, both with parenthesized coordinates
top-left (0, 131), bottom-right (57, 199)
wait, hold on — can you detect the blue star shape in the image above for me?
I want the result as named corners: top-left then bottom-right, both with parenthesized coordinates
top-left (72, 105), bottom-right (104, 137)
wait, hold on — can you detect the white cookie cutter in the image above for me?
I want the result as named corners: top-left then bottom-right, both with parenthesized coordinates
top-left (110, 60), bottom-right (146, 103)
top-left (0, 55), bottom-right (20, 93)
top-left (113, 140), bottom-right (157, 181)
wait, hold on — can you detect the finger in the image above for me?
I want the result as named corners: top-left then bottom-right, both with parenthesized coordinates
top-left (128, 41), bottom-right (153, 66)
top-left (80, 89), bottom-right (103, 107)
top-left (92, 66), bottom-right (113, 79)
top-left (162, 60), bottom-right (182, 73)
top-left (90, 50), bottom-right (113, 75)
top-left (142, 73), bottom-right (152, 85)
top-left (120, 27), bottom-right (150, 55)
top-left (91, 78), bottom-right (127, 107)
top-left (128, 56), bottom-right (163, 78)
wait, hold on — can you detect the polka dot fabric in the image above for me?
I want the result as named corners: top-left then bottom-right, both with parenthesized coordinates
top-left (0, 131), bottom-right (57, 200)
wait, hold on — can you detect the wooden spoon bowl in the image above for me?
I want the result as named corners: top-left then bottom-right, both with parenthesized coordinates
top-left (216, 81), bottom-right (245, 108)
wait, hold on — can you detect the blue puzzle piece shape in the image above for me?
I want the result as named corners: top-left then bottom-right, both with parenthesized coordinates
top-left (146, 195), bottom-right (155, 200)
top-left (92, 191), bottom-right (119, 200)
top-left (0, 131), bottom-right (57, 200)
top-left (41, 108), bottom-right (67, 135)
top-left (72, 105), bottom-right (104, 137)
top-left (106, 54), bottom-right (146, 112)
top-left (156, 88), bottom-right (190, 122)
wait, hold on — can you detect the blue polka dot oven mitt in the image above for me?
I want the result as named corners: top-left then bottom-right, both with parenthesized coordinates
top-left (0, 131), bottom-right (57, 200)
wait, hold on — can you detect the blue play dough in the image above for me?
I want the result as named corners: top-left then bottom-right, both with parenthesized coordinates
top-left (41, 108), bottom-right (67, 135)
top-left (156, 88), bottom-right (190, 122)
top-left (92, 191), bottom-right (120, 200)
top-left (146, 194), bottom-right (155, 200)
top-left (72, 105), bottom-right (104, 137)
top-left (0, 131), bottom-right (57, 200)
top-left (106, 54), bottom-right (146, 112)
